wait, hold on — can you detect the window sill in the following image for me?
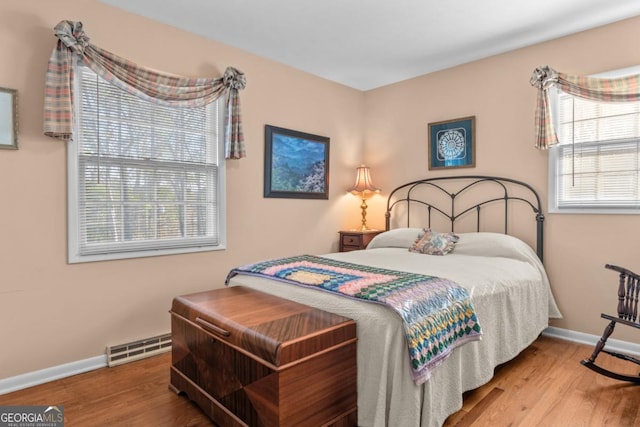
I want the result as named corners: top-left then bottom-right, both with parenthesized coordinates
top-left (68, 244), bottom-right (226, 264)
top-left (548, 206), bottom-right (640, 215)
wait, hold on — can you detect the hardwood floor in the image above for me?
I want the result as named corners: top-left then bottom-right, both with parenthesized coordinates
top-left (1, 336), bottom-right (638, 426)
top-left (443, 336), bottom-right (640, 427)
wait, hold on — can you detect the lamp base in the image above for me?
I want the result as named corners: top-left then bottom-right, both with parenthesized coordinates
top-left (359, 196), bottom-right (369, 231)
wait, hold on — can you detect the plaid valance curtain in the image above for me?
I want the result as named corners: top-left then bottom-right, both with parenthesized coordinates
top-left (44, 20), bottom-right (247, 159)
top-left (529, 65), bottom-right (640, 150)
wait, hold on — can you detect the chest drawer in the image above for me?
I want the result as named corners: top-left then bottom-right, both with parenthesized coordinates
top-left (170, 286), bottom-right (357, 427)
top-left (342, 234), bottom-right (362, 247)
top-left (339, 230), bottom-right (383, 252)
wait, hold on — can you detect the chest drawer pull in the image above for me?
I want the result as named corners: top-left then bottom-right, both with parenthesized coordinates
top-left (196, 317), bottom-right (230, 337)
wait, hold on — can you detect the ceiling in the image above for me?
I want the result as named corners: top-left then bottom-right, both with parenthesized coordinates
top-left (100, 0), bottom-right (640, 91)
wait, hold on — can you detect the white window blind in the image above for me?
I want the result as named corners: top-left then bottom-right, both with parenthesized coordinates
top-left (68, 64), bottom-right (225, 262)
top-left (549, 69), bottom-right (640, 213)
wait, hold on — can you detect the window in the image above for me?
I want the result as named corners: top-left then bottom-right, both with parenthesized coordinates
top-left (549, 66), bottom-right (640, 214)
top-left (68, 63), bottom-right (226, 263)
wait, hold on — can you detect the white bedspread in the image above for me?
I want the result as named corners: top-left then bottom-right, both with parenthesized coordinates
top-left (226, 232), bottom-right (561, 427)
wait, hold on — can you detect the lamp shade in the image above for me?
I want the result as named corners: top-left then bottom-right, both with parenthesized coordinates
top-left (349, 165), bottom-right (380, 194)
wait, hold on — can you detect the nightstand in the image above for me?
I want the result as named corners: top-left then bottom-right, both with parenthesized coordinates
top-left (339, 230), bottom-right (383, 252)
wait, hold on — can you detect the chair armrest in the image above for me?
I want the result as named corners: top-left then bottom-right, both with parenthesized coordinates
top-left (605, 264), bottom-right (640, 279)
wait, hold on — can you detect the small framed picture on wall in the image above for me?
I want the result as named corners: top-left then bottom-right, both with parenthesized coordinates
top-left (428, 116), bottom-right (475, 170)
top-left (0, 87), bottom-right (18, 150)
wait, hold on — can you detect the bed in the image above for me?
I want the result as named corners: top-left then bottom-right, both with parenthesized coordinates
top-left (226, 175), bottom-right (562, 427)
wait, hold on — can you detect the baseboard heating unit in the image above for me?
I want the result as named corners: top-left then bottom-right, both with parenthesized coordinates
top-left (106, 333), bottom-right (171, 367)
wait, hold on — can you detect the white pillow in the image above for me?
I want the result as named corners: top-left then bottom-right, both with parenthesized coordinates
top-left (366, 228), bottom-right (423, 249)
top-left (452, 232), bottom-right (534, 262)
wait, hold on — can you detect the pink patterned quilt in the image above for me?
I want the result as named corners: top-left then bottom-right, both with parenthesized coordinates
top-left (226, 254), bottom-right (482, 384)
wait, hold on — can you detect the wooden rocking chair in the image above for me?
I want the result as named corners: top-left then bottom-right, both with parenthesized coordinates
top-left (580, 264), bottom-right (640, 384)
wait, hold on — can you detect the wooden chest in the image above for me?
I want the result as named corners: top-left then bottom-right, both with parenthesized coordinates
top-left (169, 286), bottom-right (358, 427)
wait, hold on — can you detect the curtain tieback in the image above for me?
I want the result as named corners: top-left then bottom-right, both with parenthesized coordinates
top-left (223, 67), bottom-right (246, 91)
top-left (530, 66), bottom-right (558, 89)
top-left (54, 20), bottom-right (90, 56)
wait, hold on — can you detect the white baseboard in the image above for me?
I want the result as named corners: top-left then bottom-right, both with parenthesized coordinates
top-left (1, 327), bottom-right (637, 396)
top-left (542, 326), bottom-right (640, 356)
top-left (0, 355), bottom-right (107, 395)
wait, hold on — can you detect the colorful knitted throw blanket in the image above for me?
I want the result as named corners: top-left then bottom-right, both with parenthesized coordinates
top-left (225, 255), bottom-right (482, 384)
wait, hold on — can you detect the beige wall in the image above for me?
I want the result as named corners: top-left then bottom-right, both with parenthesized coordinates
top-left (1, 1), bottom-right (639, 380)
top-left (0, 0), bottom-right (364, 378)
top-left (363, 16), bottom-right (640, 342)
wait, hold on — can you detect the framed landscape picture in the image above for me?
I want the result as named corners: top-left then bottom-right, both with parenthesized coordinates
top-left (264, 125), bottom-right (330, 199)
top-left (428, 116), bottom-right (475, 170)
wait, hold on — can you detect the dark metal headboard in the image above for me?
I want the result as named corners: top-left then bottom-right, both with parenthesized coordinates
top-left (384, 175), bottom-right (545, 261)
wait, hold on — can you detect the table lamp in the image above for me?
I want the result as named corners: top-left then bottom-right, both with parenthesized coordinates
top-left (349, 165), bottom-right (380, 231)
